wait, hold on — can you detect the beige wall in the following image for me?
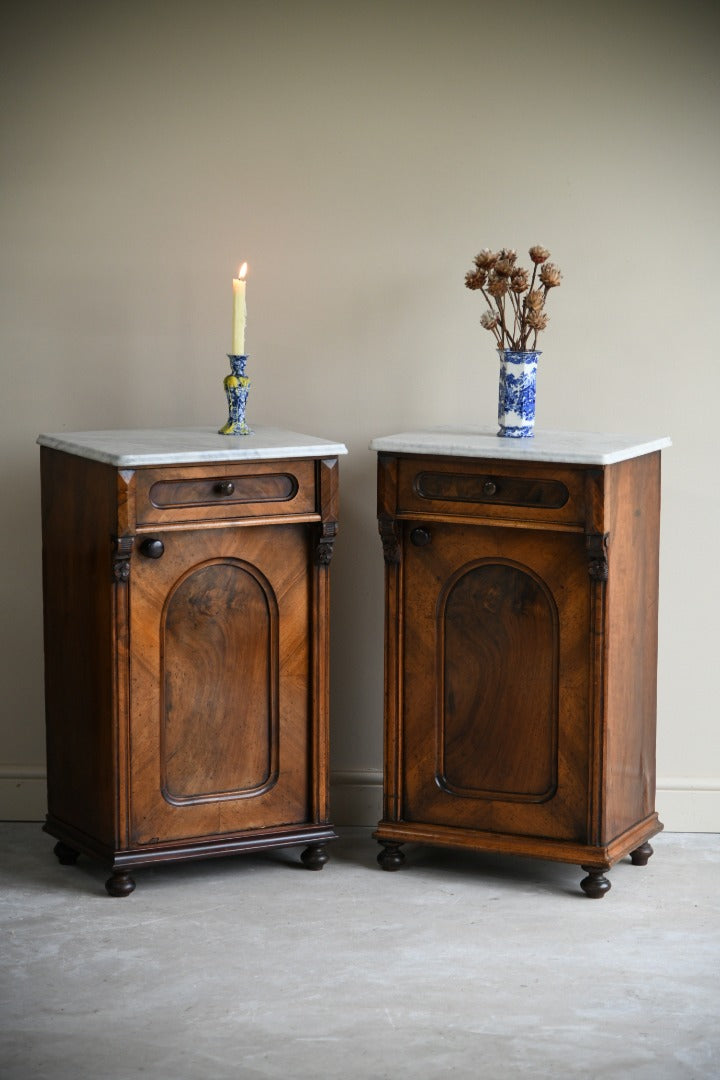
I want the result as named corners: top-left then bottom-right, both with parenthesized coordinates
top-left (1, 0), bottom-right (718, 827)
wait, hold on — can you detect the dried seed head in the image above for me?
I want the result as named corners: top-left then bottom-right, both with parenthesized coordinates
top-left (539, 262), bottom-right (562, 288)
top-left (474, 249), bottom-right (497, 270)
top-left (527, 310), bottom-right (549, 331)
top-left (487, 274), bottom-right (509, 298)
top-left (480, 310), bottom-right (499, 330)
top-left (465, 269), bottom-right (486, 290)
top-left (510, 269), bottom-right (530, 293)
top-left (494, 258), bottom-right (515, 277)
top-left (526, 288), bottom-right (544, 311)
top-left (529, 245), bottom-right (550, 264)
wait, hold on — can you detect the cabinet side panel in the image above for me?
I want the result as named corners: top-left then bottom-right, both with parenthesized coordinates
top-left (377, 454), bottom-right (403, 823)
top-left (41, 448), bottom-right (119, 847)
top-left (602, 453), bottom-right (662, 841)
top-left (311, 457), bottom-right (340, 824)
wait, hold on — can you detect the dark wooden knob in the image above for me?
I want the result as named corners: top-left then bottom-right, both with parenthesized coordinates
top-left (482, 480), bottom-right (497, 496)
top-left (139, 538), bottom-right (164, 559)
top-left (410, 527), bottom-right (432, 547)
top-left (215, 480), bottom-right (235, 496)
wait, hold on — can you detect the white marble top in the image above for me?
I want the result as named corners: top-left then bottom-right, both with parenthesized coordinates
top-left (369, 427), bottom-right (671, 465)
top-left (37, 426), bottom-right (348, 467)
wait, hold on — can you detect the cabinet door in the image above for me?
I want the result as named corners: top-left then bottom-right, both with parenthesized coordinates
top-left (401, 522), bottom-right (591, 842)
top-left (128, 523), bottom-right (311, 846)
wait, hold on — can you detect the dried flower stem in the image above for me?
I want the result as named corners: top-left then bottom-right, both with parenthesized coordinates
top-left (521, 263), bottom-right (539, 349)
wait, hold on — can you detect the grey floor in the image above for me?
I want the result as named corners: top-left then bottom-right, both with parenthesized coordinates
top-left (1, 826), bottom-right (718, 1080)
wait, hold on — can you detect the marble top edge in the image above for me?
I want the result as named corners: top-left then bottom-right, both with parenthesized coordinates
top-left (369, 427), bottom-right (671, 465)
top-left (37, 426), bottom-right (348, 466)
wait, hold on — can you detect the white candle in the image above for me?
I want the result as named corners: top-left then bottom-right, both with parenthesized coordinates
top-left (232, 262), bottom-right (248, 355)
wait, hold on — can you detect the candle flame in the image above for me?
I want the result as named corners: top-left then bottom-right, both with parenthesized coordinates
top-left (237, 262), bottom-right (248, 280)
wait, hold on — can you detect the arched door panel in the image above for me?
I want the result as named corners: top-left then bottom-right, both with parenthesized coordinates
top-left (439, 560), bottom-right (558, 802)
top-left (161, 559), bottom-right (279, 803)
top-left (402, 522), bottom-right (590, 842)
top-left (129, 524), bottom-right (309, 845)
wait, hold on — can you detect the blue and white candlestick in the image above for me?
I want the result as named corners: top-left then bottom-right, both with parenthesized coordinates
top-left (219, 354), bottom-right (252, 436)
top-left (497, 349), bottom-right (539, 438)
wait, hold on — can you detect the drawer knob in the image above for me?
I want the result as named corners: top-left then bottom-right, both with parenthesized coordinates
top-left (139, 538), bottom-right (164, 559)
top-left (410, 527), bottom-right (432, 547)
top-left (482, 480), bottom-right (497, 496)
top-left (215, 480), bottom-right (235, 497)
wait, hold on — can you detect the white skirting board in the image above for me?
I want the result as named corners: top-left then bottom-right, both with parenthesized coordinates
top-left (1, 767), bottom-right (719, 832)
top-left (0, 766), bottom-right (47, 821)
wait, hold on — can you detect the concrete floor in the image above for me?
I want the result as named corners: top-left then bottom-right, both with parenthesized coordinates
top-left (1, 826), bottom-right (718, 1080)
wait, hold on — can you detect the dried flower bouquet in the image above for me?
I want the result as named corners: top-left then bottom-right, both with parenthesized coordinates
top-left (465, 245), bottom-right (561, 351)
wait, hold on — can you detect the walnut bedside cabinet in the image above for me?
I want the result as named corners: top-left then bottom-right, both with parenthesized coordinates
top-left (38, 426), bottom-right (347, 896)
top-left (371, 427), bottom-right (670, 898)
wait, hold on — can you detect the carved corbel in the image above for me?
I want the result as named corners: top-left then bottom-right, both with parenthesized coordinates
top-left (379, 517), bottom-right (401, 565)
top-left (586, 532), bottom-right (609, 582)
top-left (315, 522), bottom-right (338, 566)
top-left (112, 535), bottom-right (134, 583)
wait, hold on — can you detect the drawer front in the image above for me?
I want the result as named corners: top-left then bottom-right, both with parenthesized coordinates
top-left (135, 459), bottom-right (317, 525)
top-left (395, 456), bottom-right (586, 526)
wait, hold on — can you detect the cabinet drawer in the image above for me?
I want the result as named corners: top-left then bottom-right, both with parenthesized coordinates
top-left (135, 459), bottom-right (317, 525)
top-left (395, 456), bottom-right (587, 526)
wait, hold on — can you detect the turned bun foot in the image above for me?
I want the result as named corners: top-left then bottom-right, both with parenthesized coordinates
top-left (377, 841), bottom-right (406, 871)
top-left (53, 841), bottom-right (80, 866)
top-left (630, 842), bottom-right (654, 866)
top-left (300, 843), bottom-right (329, 870)
top-left (580, 866), bottom-right (611, 898)
top-left (105, 871), bottom-right (136, 897)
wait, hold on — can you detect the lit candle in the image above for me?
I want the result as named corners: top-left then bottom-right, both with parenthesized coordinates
top-left (232, 262), bottom-right (248, 355)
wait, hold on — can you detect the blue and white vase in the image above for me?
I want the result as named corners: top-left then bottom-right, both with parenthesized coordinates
top-left (497, 349), bottom-right (539, 438)
top-left (219, 354), bottom-right (252, 436)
